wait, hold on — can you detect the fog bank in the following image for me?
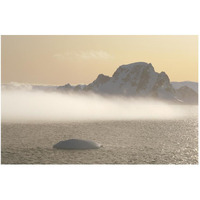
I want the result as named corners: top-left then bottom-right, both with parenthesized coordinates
top-left (1, 89), bottom-right (193, 122)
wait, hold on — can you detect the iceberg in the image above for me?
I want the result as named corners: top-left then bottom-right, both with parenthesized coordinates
top-left (53, 139), bottom-right (102, 150)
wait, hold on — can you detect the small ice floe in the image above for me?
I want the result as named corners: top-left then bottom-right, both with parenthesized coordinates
top-left (53, 139), bottom-right (102, 150)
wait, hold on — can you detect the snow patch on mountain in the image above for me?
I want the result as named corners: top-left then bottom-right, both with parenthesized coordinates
top-left (3, 62), bottom-right (197, 104)
top-left (83, 62), bottom-right (176, 101)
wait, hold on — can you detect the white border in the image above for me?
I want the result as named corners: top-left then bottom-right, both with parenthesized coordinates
top-left (0, 0), bottom-right (200, 200)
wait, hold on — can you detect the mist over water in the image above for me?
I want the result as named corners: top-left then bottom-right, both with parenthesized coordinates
top-left (1, 87), bottom-right (198, 164)
top-left (1, 89), bottom-right (193, 122)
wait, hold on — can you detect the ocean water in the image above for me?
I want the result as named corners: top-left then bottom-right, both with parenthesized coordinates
top-left (1, 106), bottom-right (198, 164)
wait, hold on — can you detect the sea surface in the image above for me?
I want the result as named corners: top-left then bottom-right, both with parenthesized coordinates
top-left (1, 106), bottom-right (198, 164)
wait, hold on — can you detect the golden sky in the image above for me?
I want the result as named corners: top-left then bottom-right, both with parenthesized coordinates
top-left (1, 35), bottom-right (198, 85)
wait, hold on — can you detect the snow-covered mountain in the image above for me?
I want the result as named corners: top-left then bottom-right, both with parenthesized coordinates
top-left (171, 81), bottom-right (198, 93)
top-left (58, 62), bottom-right (198, 104)
top-left (85, 62), bottom-right (176, 99)
top-left (2, 62), bottom-right (198, 104)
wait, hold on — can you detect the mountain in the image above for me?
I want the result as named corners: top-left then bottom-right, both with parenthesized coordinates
top-left (171, 81), bottom-right (198, 93)
top-left (2, 62), bottom-right (198, 104)
top-left (84, 62), bottom-right (176, 99)
top-left (175, 86), bottom-right (198, 104)
top-left (57, 83), bottom-right (86, 92)
top-left (58, 62), bottom-right (198, 104)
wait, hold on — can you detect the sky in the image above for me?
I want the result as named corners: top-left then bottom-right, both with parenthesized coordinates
top-left (1, 35), bottom-right (198, 85)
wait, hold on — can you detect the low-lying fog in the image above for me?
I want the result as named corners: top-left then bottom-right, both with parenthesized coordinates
top-left (1, 88), bottom-right (197, 122)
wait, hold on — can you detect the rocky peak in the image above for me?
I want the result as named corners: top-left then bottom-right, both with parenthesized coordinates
top-left (57, 83), bottom-right (73, 91)
top-left (112, 62), bottom-right (154, 79)
top-left (85, 74), bottom-right (111, 91)
top-left (95, 74), bottom-right (111, 84)
top-left (57, 62), bottom-right (197, 104)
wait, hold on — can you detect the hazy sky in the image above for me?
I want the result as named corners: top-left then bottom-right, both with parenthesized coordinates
top-left (1, 35), bottom-right (198, 85)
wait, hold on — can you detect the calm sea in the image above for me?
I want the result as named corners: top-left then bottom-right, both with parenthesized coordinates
top-left (1, 106), bottom-right (198, 164)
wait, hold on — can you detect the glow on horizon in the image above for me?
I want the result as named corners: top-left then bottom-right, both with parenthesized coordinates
top-left (1, 35), bottom-right (198, 85)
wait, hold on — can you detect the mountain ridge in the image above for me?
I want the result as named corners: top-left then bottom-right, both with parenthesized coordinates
top-left (2, 62), bottom-right (198, 104)
top-left (57, 62), bottom-right (198, 104)
top-left (171, 81), bottom-right (198, 93)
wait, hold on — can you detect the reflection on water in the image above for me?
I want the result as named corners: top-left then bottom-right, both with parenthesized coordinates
top-left (1, 107), bottom-right (198, 164)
